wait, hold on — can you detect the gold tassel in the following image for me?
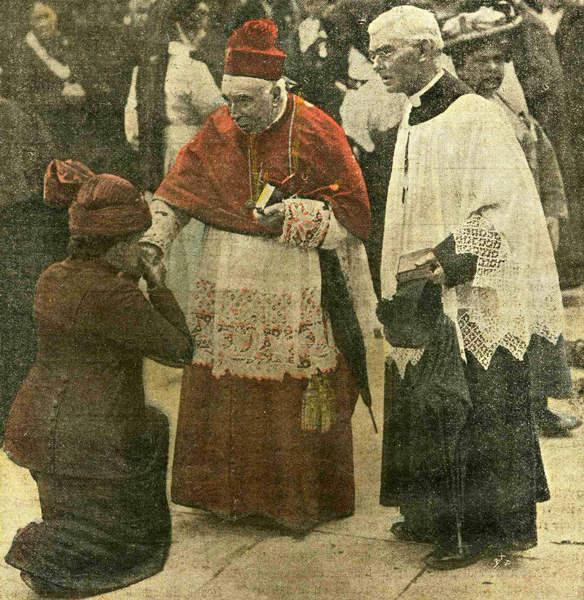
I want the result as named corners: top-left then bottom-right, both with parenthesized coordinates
top-left (302, 370), bottom-right (334, 433)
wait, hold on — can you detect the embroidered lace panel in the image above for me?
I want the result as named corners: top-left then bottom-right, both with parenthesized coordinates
top-left (140, 199), bottom-right (190, 256)
top-left (187, 279), bottom-right (338, 380)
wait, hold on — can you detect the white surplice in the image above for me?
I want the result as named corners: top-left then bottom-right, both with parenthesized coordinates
top-left (381, 80), bottom-right (564, 372)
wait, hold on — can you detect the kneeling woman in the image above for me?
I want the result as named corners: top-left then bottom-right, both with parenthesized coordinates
top-left (3, 160), bottom-right (194, 597)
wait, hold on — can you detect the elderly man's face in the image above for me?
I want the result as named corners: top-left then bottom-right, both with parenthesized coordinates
top-left (182, 2), bottom-right (210, 36)
top-left (369, 38), bottom-right (423, 95)
top-left (221, 76), bottom-right (280, 134)
top-left (456, 44), bottom-right (506, 98)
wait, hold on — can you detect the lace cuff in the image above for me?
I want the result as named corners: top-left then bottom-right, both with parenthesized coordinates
top-left (451, 213), bottom-right (565, 369)
top-left (140, 198), bottom-right (190, 257)
top-left (453, 214), bottom-right (509, 290)
top-left (279, 199), bottom-right (331, 249)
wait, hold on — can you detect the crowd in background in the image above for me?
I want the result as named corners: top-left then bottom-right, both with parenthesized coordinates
top-left (1, 0), bottom-right (583, 235)
top-left (1, 0), bottom-right (584, 440)
top-left (0, 0), bottom-right (582, 196)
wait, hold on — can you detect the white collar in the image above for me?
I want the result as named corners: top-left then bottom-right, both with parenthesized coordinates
top-left (409, 69), bottom-right (444, 108)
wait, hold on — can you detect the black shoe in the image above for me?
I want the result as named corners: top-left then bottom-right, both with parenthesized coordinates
top-left (390, 521), bottom-right (433, 543)
top-left (538, 408), bottom-right (582, 437)
top-left (423, 546), bottom-right (480, 571)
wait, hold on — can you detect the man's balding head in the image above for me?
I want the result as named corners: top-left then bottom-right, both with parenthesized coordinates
top-left (368, 6), bottom-right (444, 53)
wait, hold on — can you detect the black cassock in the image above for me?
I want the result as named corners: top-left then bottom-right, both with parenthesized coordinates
top-left (379, 235), bottom-right (571, 554)
top-left (382, 317), bottom-right (470, 550)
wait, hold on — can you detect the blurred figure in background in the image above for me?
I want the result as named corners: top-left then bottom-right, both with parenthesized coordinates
top-left (3, 1), bottom-right (136, 177)
top-left (4, 2), bottom-right (87, 158)
top-left (284, 0), bottom-right (351, 121)
top-left (554, 2), bottom-right (584, 287)
top-left (124, 0), bottom-right (159, 37)
top-left (0, 98), bottom-right (65, 446)
top-left (126, 0), bottom-right (222, 188)
top-left (504, 0), bottom-right (577, 285)
top-left (66, 1), bottom-right (137, 177)
top-left (126, 0), bottom-right (223, 310)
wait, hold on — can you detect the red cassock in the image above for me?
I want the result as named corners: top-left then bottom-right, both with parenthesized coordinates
top-left (156, 93), bottom-right (370, 530)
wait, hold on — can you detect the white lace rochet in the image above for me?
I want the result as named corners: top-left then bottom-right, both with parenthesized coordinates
top-left (380, 92), bottom-right (565, 374)
top-left (142, 198), bottom-right (377, 380)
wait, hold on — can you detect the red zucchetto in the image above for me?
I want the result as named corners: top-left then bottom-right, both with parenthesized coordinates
top-left (224, 19), bottom-right (286, 81)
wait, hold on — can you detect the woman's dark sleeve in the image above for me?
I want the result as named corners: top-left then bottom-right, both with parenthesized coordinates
top-left (80, 277), bottom-right (194, 367)
top-left (433, 234), bottom-right (478, 288)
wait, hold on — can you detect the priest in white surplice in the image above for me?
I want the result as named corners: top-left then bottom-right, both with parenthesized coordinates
top-left (370, 6), bottom-right (570, 570)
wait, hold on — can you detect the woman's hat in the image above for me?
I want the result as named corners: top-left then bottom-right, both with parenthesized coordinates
top-left (44, 159), bottom-right (152, 235)
top-left (441, 3), bottom-right (522, 48)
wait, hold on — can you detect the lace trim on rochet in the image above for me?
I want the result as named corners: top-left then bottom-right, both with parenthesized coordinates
top-left (386, 345), bottom-right (425, 379)
top-left (140, 199), bottom-right (189, 257)
top-left (453, 214), bottom-right (562, 369)
top-left (187, 279), bottom-right (338, 380)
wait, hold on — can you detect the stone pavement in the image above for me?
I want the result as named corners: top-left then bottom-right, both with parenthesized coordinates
top-left (1, 318), bottom-right (583, 599)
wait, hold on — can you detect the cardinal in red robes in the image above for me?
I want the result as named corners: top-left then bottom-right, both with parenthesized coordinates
top-left (140, 18), bottom-right (375, 531)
